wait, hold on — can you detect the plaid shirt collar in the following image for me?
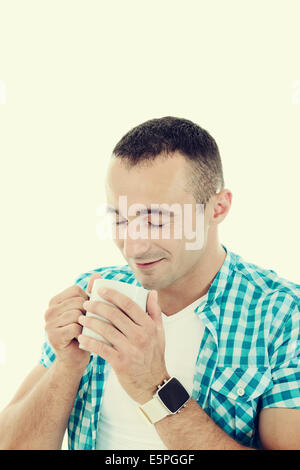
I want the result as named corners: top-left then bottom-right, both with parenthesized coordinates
top-left (192, 245), bottom-right (236, 338)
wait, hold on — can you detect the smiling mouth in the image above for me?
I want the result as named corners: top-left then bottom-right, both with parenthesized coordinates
top-left (135, 258), bottom-right (164, 269)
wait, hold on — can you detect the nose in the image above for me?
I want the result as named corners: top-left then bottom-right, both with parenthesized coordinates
top-left (123, 224), bottom-right (152, 259)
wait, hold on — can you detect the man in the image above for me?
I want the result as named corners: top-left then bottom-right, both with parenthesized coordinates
top-left (0, 116), bottom-right (299, 450)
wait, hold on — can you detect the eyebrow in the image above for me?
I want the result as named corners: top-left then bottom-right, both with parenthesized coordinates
top-left (105, 206), bottom-right (175, 217)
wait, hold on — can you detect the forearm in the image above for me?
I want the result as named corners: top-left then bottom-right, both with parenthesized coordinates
top-left (154, 398), bottom-right (256, 450)
top-left (0, 360), bottom-right (84, 450)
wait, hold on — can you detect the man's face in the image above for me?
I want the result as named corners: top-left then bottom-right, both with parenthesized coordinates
top-left (105, 152), bottom-right (212, 291)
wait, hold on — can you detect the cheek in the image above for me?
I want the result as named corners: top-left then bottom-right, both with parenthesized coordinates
top-left (160, 239), bottom-right (183, 263)
top-left (171, 236), bottom-right (203, 264)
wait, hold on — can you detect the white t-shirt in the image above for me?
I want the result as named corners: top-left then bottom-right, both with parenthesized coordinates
top-left (96, 296), bottom-right (206, 450)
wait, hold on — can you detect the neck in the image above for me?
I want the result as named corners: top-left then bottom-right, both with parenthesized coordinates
top-left (158, 241), bottom-right (227, 316)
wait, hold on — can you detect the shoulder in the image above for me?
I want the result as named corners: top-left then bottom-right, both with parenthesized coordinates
top-left (229, 249), bottom-right (299, 307)
top-left (222, 250), bottom-right (300, 336)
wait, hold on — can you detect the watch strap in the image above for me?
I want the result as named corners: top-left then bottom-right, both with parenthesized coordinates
top-left (138, 395), bottom-right (170, 424)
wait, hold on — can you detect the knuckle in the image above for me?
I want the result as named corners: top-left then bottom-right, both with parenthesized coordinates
top-left (66, 309), bottom-right (81, 322)
top-left (73, 285), bottom-right (83, 296)
top-left (98, 343), bottom-right (106, 357)
top-left (72, 296), bottom-right (86, 309)
top-left (131, 346), bottom-right (141, 361)
top-left (74, 309), bottom-right (83, 319)
top-left (102, 321), bottom-right (112, 337)
top-left (134, 331), bottom-right (147, 346)
top-left (44, 306), bottom-right (54, 321)
top-left (73, 323), bottom-right (82, 337)
top-left (123, 297), bottom-right (133, 312)
top-left (90, 318), bottom-right (105, 335)
top-left (83, 316), bottom-right (91, 328)
top-left (113, 354), bottom-right (122, 372)
top-left (63, 323), bottom-right (80, 342)
top-left (60, 328), bottom-right (69, 343)
top-left (48, 296), bottom-right (58, 308)
top-left (67, 308), bottom-right (78, 316)
top-left (90, 337), bottom-right (101, 355)
top-left (100, 304), bottom-right (110, 320)
top-left (148, 322), bottom-right (156, 336)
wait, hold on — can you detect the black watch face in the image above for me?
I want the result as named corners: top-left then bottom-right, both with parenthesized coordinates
top-left (157, 378), bottom-right (190, 413)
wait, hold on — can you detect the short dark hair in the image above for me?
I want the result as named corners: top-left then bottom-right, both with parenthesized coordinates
top-left (112, 116), bottom-right (225, 205)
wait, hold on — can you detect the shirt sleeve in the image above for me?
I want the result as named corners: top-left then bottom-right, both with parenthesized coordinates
top-left (262, 297), bottom-right (300, 409)
top-left (39, 272), bottom-right (90, 368)
top-left (39, 333), bottom-right (56, 368)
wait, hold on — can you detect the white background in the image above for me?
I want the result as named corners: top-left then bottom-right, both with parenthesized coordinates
top-left (0, 0), bottom-right (299, 449)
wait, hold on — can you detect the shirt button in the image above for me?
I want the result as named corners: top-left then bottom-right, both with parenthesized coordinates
top-left (237, 387), bottom-right (245, 397)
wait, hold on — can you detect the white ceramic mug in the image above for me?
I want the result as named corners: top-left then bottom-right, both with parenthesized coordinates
top-left (79, 278), bottom-right (150, 351)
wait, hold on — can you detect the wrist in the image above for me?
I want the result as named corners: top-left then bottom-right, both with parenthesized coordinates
top-left (138, 376), bottom-right (191, 425)
top-left (54, 358), bottom-right (87, 377)
top-left (137, 373), bottom-right (171, 405)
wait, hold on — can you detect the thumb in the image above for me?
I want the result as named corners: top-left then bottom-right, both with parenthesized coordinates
top-left (86, 272), bottom-right (102, 294)
top-left (147, 290), bottom-right (162, 325)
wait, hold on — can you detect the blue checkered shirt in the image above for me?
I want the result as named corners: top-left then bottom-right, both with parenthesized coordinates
top-left (40, 245), bottom-right (300, 449)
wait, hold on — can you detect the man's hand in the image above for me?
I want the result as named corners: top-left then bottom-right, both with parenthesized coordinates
top-left (77, 288), bottom-right (169, 404)
top-left (44, 273), bottom-right (102, 372)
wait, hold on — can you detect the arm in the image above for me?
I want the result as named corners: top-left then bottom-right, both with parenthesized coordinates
top-left (257, 297), bottom-right (300, 449)
top-left (0, 361), bottom-right (84, 450)
top-left (0, 274), bottom-right (102, 450)
top-left (259, 408), bottom-right (300, 449)
top-left (154, 396), bottom-right (300, 450)
top-left (153, 396), bottom-right (254, 450)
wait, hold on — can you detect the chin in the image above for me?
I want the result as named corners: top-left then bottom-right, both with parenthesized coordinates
top-left (137, 279), bottom-right (156, 290)
top-left (135, 276), bottom-right (158, 290)
top-left (141, 278), bottom-right (171, 291)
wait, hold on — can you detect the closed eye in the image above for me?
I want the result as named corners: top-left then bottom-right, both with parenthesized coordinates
top-left (115, 221), bottom-right (163, 227)
top-left (149, 223), bottom-right (163, 227)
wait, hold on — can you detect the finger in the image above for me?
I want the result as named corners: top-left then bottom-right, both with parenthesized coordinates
top-left (78, 333), bottom-right (118, 365)
top-left (56, 323), bottom-right (83, 347)
top-left (96, 287), bottom-right (149, 326)
top-left (146, 290), bottom-right (162, 327)
top-left (48, 284), bottom-right (89, 307)
top-left (82, 300), bottom-right (134, 336)
top-left (46, 309), bottom-right (82, 330)
top-left (45, 296), bottom-right (87, 321)
top-left (56, 296), bottom-right (88, 314)
top-left (78, 315), bottom-right (128, 352)
top-left (86, 273), bottom-right (103, 295)
top-left (57, 309), bottom-right (84, 328)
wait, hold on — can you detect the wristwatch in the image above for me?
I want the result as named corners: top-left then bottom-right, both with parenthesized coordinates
top-left (138, 377), bottom-right (191, 424)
